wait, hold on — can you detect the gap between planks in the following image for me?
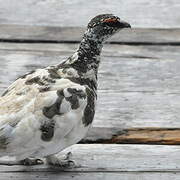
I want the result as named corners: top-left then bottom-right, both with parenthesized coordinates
top-left (0, 25), bottom-right (179, 45)
top-left (1, 172), bottom-right (180, 180)
top-left (0, 39), bottom-right (180, 46)
top-left (83, 127), bottom-right (180, 145)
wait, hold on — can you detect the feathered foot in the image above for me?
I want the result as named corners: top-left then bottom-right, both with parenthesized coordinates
top-left (0, 158), bottom-right (44, 166)
top-left (20, 158), bottom-right (44, 165)
top-left (46, 152), bottom-right (75, 168)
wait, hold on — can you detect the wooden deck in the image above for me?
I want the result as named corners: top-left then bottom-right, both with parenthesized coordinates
top-left (0, 0), bottom-right (180, 179)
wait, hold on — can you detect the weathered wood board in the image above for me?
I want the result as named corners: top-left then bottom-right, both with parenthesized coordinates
top-left (0, 43), bottom-right (180, 93)
top-left (1, 172), bottom-right (180, 180)
top-left (85, 128), bottom-right (180, 145)
top-left (1, 144), bottom-right (180, 172)
top-left (0, 1), bottom-right (180, 178)
top-left (0, 43), bottom-right (180, 144)
top-left (0, 25), bottom-right (179, 44)
top-left (0, 0), bottom-right (179, 28)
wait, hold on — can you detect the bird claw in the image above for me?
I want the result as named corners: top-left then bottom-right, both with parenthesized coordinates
top-left (64, 152), bottom-right (73, 160)
top-left (20, 158), bottom-right (44, 166)
top-left (46, 152), bottom-right (75, 168)
top-left (49, 159), bottom-right (75, 167)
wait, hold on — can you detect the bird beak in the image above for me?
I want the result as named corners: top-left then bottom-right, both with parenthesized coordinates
top-left (118, 20), bottom-right (131, 28)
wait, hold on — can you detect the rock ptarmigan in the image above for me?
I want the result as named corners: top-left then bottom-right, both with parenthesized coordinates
top-left (0, 14), bottom-right (131, 166)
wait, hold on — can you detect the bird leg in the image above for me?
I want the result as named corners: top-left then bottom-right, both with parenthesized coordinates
top-left (46, 152), bottom-right (75, 168)
top-left (0, 158), bottom-right (44, 166)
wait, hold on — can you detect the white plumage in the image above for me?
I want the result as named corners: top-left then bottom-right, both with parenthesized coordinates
top-left (0, 14), bottom-right (131, 166)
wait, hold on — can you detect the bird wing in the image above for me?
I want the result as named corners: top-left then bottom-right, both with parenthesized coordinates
top-left (0, 67), bottom-right (91, 155)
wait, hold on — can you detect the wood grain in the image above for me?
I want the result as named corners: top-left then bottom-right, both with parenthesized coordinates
top-left (111, 128), bottom-right (180, 145)
top-left (1, 172), bottom-right (180, 180)
top-left (1, 144), bottom-right (180, 179)
top-left (84, 128), bottom-right (180, 145)
top-left (0, 0), bottom-right (179, 28)
top-left (0, 43), bottom-right (180, 144)
top-left (1, 144), bottom-right (180, 172)
top-left (0, 1), bottom-right (180, 177)
top-left (0, 43), bottom-right (179, 92)
top-left (0, 43), bottom-right (180, 132)
top-left (0, 25), bottom-right (179, 44)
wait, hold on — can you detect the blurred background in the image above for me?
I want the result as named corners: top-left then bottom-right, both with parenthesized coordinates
top-left (0, 0), bottom-right (179, 28)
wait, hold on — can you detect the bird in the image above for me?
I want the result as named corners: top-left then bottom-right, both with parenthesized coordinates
top-left (0, 14), bottom-right (131, 167)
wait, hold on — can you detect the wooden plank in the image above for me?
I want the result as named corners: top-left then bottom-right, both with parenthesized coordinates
top-left (0, 43), bottom-right (180, 92)
top-left (1, 43), bottom-right (180, 143)
top-left (110, 128), bottom-right (180, 145)
top-left (0, 43), bottom-right (180, 136)
top-left (84, 128), bottom-right (180, 145)
top-left (95, 92), bottom-right (180, 128)
top-left (1, 172), bottom-right (180, 180)
top-left (0, 25), bottom-right (180, 43)
top-left (0, 0), bottom-right (179, 28)
top-left (1, 144), bottom-right (180, 172)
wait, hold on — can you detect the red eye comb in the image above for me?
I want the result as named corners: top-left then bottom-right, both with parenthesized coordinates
top-left (103, 18), bottom-right (118, 23)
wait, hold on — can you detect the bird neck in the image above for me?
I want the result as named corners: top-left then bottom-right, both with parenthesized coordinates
top-left (71, 29), bottom-right (104, 75)
top-left (59, 30), bottom-right (105, 92)
top-left (78, 29), bottom-right (104, 59)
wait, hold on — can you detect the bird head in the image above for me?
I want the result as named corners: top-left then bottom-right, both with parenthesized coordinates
top-left (86, 14), bottom-right (131, 42)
